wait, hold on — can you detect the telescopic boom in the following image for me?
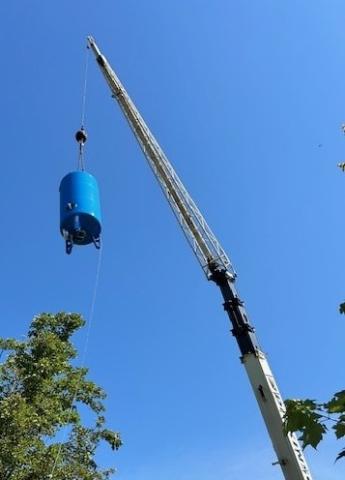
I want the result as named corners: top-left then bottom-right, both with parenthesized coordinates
top-left (88, 36), bottom-right (313, 480)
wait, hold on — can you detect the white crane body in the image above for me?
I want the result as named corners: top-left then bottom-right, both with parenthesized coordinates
top-left (88, 36), bottom-right (313, 480)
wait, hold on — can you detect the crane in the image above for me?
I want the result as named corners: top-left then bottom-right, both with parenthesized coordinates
top-left (87, 36), bottom-right (313, 480)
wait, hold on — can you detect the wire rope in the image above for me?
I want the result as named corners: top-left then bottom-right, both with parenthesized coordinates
top-left (81, 44), bottom-right (90, 130)
top-left (77, 44), bottom-right (90, 171)
top-left (48, 244), bottom-right (103, 479)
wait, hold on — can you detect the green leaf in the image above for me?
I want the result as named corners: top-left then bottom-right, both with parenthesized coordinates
top-left (284, 399), bottom-right (326, 449)
top-left (299, 420), bottom-right (327, 449)
top-left (333, 422), bottom-right (345, 439)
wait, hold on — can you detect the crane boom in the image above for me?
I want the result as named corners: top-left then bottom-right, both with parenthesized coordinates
top-left (88, 36), bottom-right (313, 480)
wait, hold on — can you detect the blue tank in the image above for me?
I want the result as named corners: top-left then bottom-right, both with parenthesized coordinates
top-left (59, 171), bottom-right (101, 254)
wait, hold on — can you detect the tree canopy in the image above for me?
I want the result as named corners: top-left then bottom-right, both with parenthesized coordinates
top-left (0, 312), bottom-right (121, 480)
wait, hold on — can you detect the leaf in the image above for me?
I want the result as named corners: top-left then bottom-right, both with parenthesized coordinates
top-left (333, 422), bottom-right (345, 439)
top-left (336, 448), bottom-right (345, 462)
top-left (299, 420), bottom-right (327, 449)
top-left (284, 399), bottom-right (326, 449)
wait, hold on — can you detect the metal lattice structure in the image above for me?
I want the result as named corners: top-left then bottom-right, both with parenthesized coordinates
top-left (88, 37), bottom-right (233, 279)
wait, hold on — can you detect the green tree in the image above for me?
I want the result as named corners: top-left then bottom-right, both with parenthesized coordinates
top-left (284, 303), bottom-right (345, 461)
top-left (0, 312), bottom-right (122, 479)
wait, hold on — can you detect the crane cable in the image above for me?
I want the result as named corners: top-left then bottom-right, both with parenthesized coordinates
top-left (77, 44), bottom-right (90, 171)
top-left (48, 244), bottom-right (103, 479)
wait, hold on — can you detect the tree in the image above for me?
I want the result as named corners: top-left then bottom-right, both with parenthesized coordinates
top-left (284, 303), bottom-right (345, 461)
top-left (0, 312), bottom-right (122, 479)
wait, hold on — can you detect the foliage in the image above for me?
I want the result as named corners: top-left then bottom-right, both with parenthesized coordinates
top-left (285, 394), bottom-right (345, 461)
top-left (0, 313), bottom-right (122, 480)
top-left (284, 305), bottom-right (345, 461)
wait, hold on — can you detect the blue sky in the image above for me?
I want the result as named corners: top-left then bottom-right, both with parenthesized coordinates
top-left (1, 0), bottom-right (345, 478)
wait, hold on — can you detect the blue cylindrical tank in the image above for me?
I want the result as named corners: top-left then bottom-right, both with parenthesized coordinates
top-left (59, 171), bottom-right (101, 252)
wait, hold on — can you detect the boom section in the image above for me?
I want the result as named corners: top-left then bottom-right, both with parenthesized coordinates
top-left (87, 36), bottom-right (233, 279)
top-left (211, 266), bottom-right (313, 480)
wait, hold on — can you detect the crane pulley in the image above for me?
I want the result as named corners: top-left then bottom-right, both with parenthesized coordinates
top-left (87, 36), bottom-right (313, 480)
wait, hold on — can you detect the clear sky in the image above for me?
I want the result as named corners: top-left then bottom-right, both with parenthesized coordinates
top-left (1, 1), bottom-right (345, 478)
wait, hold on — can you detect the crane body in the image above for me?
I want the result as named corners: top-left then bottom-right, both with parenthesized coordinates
top-left (88, 36), bottom-right (313, 480)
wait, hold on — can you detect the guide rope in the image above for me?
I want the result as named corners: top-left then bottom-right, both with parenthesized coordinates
top-left (48, 244), bottom-right (103, 478)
